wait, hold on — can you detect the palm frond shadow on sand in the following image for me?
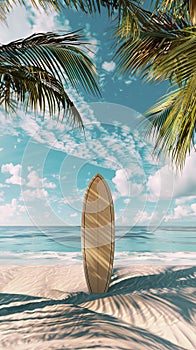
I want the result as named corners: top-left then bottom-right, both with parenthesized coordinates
top-left (0, 266), bottom-right (195, 349)
top-left (0, 294), bottom-right (187, 350)
top-left (67, 266), bottom-right (196, 322)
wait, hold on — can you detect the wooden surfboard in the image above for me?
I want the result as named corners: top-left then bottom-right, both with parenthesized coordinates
top-left (81, 174), bottom-right (115, 293)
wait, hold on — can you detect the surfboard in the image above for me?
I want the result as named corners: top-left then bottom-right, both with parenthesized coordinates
top-left (81, 174), bottom-right (115, 293)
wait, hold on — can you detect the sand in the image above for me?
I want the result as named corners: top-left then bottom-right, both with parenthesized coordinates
top-left (0, 264), bottom-right (195, 350)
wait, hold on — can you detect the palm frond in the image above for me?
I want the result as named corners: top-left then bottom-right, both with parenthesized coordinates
top-left (0, 31), bottom-right (101, 128)
top-left (114, 4), bottom-right (196, 170)
top-left (151, 0), bottom-right (196, 24)
top-left (147, 28), bottom-right (196, 85)
top-left (0, 0), bottom-right (62, 22)
top-left (151, 0), bottom-right (190, 22)
top-left (0, 31), bottom-right (100, 96)
top-left (114, 1), bottom-right (191, 45)
top-left (0, 64), bottom-right (84, 128)
top-left (1, 0), bottom-right (194, 32)
top-left (0, 3), bottom-right (7, 24)
top-left (115, 6), bottom-right (189, 76)
top-left (114, 3), bottom-right (140, 41)
top-left (146, 76), bottom-right (196, 170)
top-left (0, 0), bottom-right (127, 20)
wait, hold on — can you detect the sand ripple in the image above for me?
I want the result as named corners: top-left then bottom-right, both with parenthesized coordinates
top-left (0, 265), bottom-right (195, 349)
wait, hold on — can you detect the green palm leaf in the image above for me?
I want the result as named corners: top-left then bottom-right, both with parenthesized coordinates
top-left (0, 64), bottom-right (84, 127)
top-left (0, 0), bottom-right (194, 31)
top-left (151, 0), bottom-right (190, 22)
top-left (115, 7), bottom-right (188, 76)
top-left (146, 76), bottom-right (196, 170)
top-left (150, 28), bottom-right (196, 85)
top-left (151, 0), bottom-right (196, 24)
top-left (0, 0), bottom-right (62, 22)
top-left (0, 3), bottom-right (7, 23)
top-left (115, 3), bottom-right (196, 170)
top-left (1, 0), bottom-right (195, 168)
top-left (0, 31), bottom-right (100, 127)
top-left (0, 0), bottom-right (129, 17)
top-left (0, 31), bottom-right (100, 96)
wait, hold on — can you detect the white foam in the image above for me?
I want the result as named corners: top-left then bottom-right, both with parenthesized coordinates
top-left (0, 251), bottom-right (195, 266)
top-left (115, 251), bottom-right (196, 265)
top-left (0, 251), bottom-right (82, 265)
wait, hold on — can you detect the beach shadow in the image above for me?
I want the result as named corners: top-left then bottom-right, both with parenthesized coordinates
top-left (0, 292), bottom-right (187, 350)
top-left (109, 266), bottom-right (196, 293)
top-left (0, 293), bottom-right (41, 307)
top-left (63, 266), bottom-right (196, 323)
top-left (0, 293), bottom-right (66, 318)
top-left (0, 266), bottom-right (195, 349)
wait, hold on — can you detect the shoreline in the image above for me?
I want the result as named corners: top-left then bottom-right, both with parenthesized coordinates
top-left (0, 251), bottom-right (196, 266)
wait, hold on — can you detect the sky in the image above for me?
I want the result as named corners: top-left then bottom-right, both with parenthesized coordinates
top-left (0, 3), bottom-right (196, 227)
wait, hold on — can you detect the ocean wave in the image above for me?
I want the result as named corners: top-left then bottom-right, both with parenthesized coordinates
top-left (115, 251), bottom-right (196, 265)
top-left (0, 251), bottom-right (195, 266)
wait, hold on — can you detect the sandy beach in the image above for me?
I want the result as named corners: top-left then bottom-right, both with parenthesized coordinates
top-left (0, 264), bottom-right (195, 350)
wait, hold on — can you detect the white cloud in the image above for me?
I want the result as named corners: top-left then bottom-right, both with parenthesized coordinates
top-left (22, 188), bottom-right (48, 201)
top-left (0, 199), bottom-right (26, 224)
top-left (29, 6), bottom-right (58, 33)
top-left (0, 1), bottom-right (71, 44)
top-left (112, 169), bottom-right (131, 196)
top-left (175, 196), bottom-right (196, 205)
top-left (102, 61), bottom-right (116, 72)
top-left (147, 164), bottom-right (175, 201)
top-left (135, 210), bottom-right (157, 223)
top-left (52, 174), bottom-right (60, 180)
top-left (136, 210), bottom-right (149, 222)
top-left (191, 203), bottom-right (196, 214)
top-left (2, 103), bottom-right (149, 225)
top-left (0, 191), bottom-right (4, 202)
top-left (164, 205), bottom-right (190, 222)
top-left (174, 150), bottom-right (196, 197)
top-left (162, 197), bottom-right (196, 222)
top-left (174, 205), bottom-right (189, 218)
top-left (44, 181), bottom-right (56, 189)
top-left (0, 6), bottom-right (31, 44)
top-left (119, 215), bottom-right (130, 225)
top-left (147, 149), bottom-right (196, 202)
top-left (112, 169), bottom-right (143, 197)
top-left (27, 170), bottom-right (42, 188)
top-left (131, 183), bottom-right (143, 196)
top-left (124, 198), bottom-right (131, 204)
top-left (15, 99), bottom-right (146, 179)
top-left (0, 148), bottom-right (3, 152)
top-left (125, 79), bottom-right (133, 85)
top-left (111, 191), bottom-right (119, 203)
top-left (27, 170), bottom-right (56, 189)
top-left (145, 153), bottom-right (159, 165)
top-left (1, 163), bottom-right (25, 185)
top-left (70, 212), bottom-right (78, 218)
top-left (0, 184), bottom-right (9, 188)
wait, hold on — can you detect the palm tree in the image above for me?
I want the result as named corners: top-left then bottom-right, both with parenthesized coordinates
top-left (34, 0), bottom-right (194, 171)
top-left (0, 3), bottom-right (100, 128)
top-left (1, 0), bottom-right (195, 169)
top-left (114, 1), bottom-right (196, 170)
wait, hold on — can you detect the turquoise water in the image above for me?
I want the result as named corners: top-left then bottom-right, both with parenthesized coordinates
top-left (0, 226), bottom-right (195, 265)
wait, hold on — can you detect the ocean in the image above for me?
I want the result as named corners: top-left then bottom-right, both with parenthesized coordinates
top-left (0, 226), bottom-right (195, 265)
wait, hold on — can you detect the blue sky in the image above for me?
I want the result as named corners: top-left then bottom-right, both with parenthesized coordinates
top-left (0, 3), bottom-right (196, 226)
